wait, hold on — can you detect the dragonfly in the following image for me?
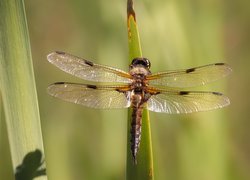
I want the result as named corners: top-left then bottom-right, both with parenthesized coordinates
top-left (47, 51), bottom-right (231, 164)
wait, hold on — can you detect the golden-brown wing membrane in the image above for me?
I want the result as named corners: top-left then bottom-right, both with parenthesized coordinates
top-left (147, 90), bottom-right (230, 114)
top-left (147, 63), bottom-right (232, 88)
top-left (47, 82), bottom-right (131, 109)
top-left (47, 51), bottom-right (132, 83)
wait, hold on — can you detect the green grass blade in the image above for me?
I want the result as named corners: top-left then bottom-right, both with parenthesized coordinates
top-left (127, 0), bottom-right (142, 59)
top-left (0, 0), bottom-right (47, 179)
top-left (126, 1), bottom-right (154, 179)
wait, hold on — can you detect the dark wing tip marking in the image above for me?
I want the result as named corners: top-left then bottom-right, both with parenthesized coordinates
top-left (179, 91), bottom-right (189, 95)
top-left (186, 68), bottom-right (196, 73)
top-left (53, 82), bottom-right (66, 85)
top-left (55, 51), bottom-right (65, 55)
top-left (84, 60), bottom-right (94, 66)
top-left (212, 92), bottom-right (223, 96)
top-left (214, 63), bottom-right (225, 66)
top-left (214, 63), bottom-right (233, 73)
top-left (86, 85), bottom-right (97, 89)
top-left (179, 91), bottom-right (224, 96)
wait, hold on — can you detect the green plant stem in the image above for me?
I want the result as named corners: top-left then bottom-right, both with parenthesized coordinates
top-left (0, 0), bottom-right (47, 179)
top-left (126, 0), bottom-right (154, 179)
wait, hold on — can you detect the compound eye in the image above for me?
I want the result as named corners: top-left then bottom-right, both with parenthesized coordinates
top-left (131, 57), bottom-right (151, 68)
top-left (131, 58), bottom-right (142, 66)
top-left (131, 58), bottom-right (137, 65)
top-left (145, 58), bottom-right (151, 68)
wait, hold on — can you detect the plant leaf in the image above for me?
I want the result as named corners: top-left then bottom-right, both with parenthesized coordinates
top-left (0, 0), bottom-right (47, 179)
top-left (126, 0), bottom-right (154, 179)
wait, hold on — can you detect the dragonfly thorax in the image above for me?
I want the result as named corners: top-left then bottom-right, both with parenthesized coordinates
top-left (131, 73), bottom-right (148, 93)
top-left (129, 67), bottom-right (151, 76)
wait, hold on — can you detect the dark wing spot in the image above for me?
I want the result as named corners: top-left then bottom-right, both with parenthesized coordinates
top-left (214, 63), bottom-right (225, 66)
top-left (116, 88), bottom-right (123, 93)
top-left (116, 88), bottom-right (129, 93)
top-left (186, 68), bottom-right (195, 73)
top-left (54, 82), bottom-right (65, 85)
top-left (84, 60), bottom-right (94, 66)
top-left (55, 51), bottom-right (65, 55)
top-left (179, 91), bottom-right (189, 95)
top-left (154, 91), bottom-right (161, 95)
top-left (212, 92), bottom-right (223, 96)
top-left (87, 85), bottom-right (97, 89)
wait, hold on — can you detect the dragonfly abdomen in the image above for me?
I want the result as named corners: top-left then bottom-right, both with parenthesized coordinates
top-left (130, 104), bottom-right (143, 164)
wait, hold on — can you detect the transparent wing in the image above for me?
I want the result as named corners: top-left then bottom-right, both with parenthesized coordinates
top-left (147, 63), bottom-right (232, 88)
top-left (47, 51), bottom-right (132, 83)
top-left (147, 89), bottom-right (230, 114)
top-left (47, 82), bottom-right (131, 109)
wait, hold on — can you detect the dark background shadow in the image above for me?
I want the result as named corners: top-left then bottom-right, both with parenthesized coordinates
top-left (15, 149), bottom-right (46, 180)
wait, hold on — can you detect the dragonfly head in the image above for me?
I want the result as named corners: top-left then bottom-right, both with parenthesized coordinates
top-left (130, 57), bottom-right (151, 70)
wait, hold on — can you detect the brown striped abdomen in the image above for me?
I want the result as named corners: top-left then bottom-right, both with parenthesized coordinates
top-left (130, 105), bottom-right (143, 164)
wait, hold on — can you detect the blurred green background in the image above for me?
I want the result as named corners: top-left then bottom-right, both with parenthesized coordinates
top-left (1, 0), bottom-right (249, 179)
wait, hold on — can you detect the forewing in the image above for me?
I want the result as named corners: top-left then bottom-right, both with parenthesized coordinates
top-left (47, 51), bottom-right (132, 83)
top-left (47, 82), bottom-right (131, 109)
top-left (147, 89), bottom-right (230, 114)
top-left (147, 63), bottom-right (232, 88)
